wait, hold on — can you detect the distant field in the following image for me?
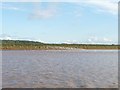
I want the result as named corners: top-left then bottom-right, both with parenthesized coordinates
top-left (0, 40), bottom-right (119, 50)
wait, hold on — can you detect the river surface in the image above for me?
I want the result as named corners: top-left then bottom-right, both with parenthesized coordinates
top-left (2, 50), bottom-right (118, 88)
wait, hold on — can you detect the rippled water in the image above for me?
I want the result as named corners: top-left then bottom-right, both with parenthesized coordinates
top-left (2, 50), bottom-right (118, 88)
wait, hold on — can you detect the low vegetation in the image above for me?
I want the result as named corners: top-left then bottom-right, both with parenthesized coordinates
top-left (0, 40), bottom-right (119, 50)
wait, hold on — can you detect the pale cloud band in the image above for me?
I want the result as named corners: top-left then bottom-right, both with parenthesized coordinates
top-left (0, 34), bottom-right (117, 44)
top-left (1, 0), bottom-right (118, 15)
top-left (87, 36), bottom-right (116, 44)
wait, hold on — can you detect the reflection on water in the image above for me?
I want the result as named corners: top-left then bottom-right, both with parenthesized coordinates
top-left (2, 50), bottom-right (118, 88)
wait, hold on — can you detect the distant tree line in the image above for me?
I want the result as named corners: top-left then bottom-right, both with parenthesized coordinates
top-left (0, 40), bottom-right (119, 50)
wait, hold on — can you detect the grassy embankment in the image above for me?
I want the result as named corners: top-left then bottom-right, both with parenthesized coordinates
top-left (0, 40), bottom-right (119, 50)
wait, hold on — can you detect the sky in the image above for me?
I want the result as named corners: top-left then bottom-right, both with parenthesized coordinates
top-left (0, 0), bottom-right (119, 44)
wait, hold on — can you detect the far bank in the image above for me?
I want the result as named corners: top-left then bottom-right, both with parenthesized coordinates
top-left (0, 40), bottom-right (119, 50)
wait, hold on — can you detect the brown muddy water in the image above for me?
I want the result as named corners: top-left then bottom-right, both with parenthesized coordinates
top-left (2, 50), bottom-right (118, 88)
